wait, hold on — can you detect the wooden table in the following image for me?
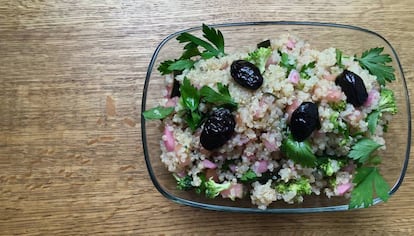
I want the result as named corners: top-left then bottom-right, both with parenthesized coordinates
top-left (1, 0), bottom-right (413, 235)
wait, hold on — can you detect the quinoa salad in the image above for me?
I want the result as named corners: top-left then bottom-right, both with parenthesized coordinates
top-left (143, 24), bottom-right (397, 209)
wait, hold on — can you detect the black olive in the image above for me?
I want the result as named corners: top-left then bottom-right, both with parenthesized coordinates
top-left (257, 170), bottom-right (279, 184)
top-left (230, 60), bottom-right (263, 90)
top-left (290, 102), bottom-right (320, 142)
top-left (335, 70), bottom-right (368, 107)
top-left (200, 108), bottom-right (236, 150)
top-left (257, 39), bottom-right (271, 48)
top-left (170, 79), bottom-right (181, 98)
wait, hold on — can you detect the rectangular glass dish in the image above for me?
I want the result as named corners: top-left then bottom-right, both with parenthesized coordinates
top-left (141, 21), bottom-right (411, 213)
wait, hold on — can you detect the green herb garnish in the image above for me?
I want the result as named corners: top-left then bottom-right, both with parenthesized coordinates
top-left (280, 134), bottom-right (317, 168)
top-left (180, 77), bottom-right (200, 112)
top-left (280, 52), bottom-right (297, 75)
top-left (335, 48), bottom-right (345, 69)
top-left (157, 24), bottom-right (226, 75)
top-left (349, 166), bottom-right (390, 209)
top-left (240, 169), bottom-right (257, 182)
top-left (179, 78), bottom-right (238, 131)
top-left (142, 106), bottom-right (174, 120)
top-left (180, 77), bottom-right (203, 130)
top-left (299, 61), bottom-right (316, 79)
top-left (356, 47), bottom-right (395, 86)
top-left (200, 83), bottom-right (237, 109)
top-left (167, 59), bottom-right (196, 72)
top-left (348, 138), bottom-right (382, 164)
top-left (347, 137), bottom-right (390, 209)
top-left (367, 88), bottom-right (397, 134)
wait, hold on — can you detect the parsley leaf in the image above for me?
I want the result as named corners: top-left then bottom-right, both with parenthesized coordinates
top-left (179, 77), bottom-right (204, 131)
top-left (367, 110), bottom-right (381, 134)
top-left (181, 43), bottom-right (201, 59)
top-left (348, 138), bottom-right (382, 164)
top-left (179, 79), bottom-right (239, 131)
top-left (142, 106), bottom-right (174, 120)
top-left (180, 77), bottom-right (200, 112)
top-left (177, 24), bottom-right (225, 60)
top-left (158, 60), bottom-right (175, 75)
top-left (299, 61), bottom-right (316, 79)
top-left (200, 83), bottom-right (237, 109)
top-left (335, 48), bottom-right (345, 69)
top-left (185, 110), bottom-right (203, 131)
top-left (280, 52), bottom-right (297, 75)
top-left (201, 24), bottom-right (225, 57)
top-left (158, 24), bottom-right (226, 75)
top-left (349, 166), bottom-right (390, 209)
top-left (240, 169), bottom-right (257, 182)
top-left (158, 59), bottom-right (196, 75)
top-left (168, 59), bottom-right (196, 72)
top-left (281, 134), bottom-right (317, 167)
top-left (177, 33), bottom-right (218, 59)
top-left (356, 47), bottom-right (395, 86)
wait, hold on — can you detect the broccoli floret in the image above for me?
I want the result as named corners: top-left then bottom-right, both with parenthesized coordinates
top-left (275, 182), bottom-right (288, 193)
top-left (330, 100), bottom-right (347, 112)
top-left (290, 178), bottom-right (312, 195)
top-left (378, 88), bottom-right (397, 114)
top-left (319, 158), bottom-right (346, 177)
top-left (276, 178), bottom-right (312, 195)
top-left (328, 177), bottom-right (337, 187)
top-left (173, 174), bottom-right (193, 191)
top-left (329, 112), bottom-right (351, 146)
top-left (330, 112), bottom-right (343, 132)
top-left (246, 47), bottom-right (272, 73)
top-left (204, 178), bottom-right (231, 199)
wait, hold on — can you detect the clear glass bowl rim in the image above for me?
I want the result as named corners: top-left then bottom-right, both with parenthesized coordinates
top-left (142, 21), bottom-right (412, 213)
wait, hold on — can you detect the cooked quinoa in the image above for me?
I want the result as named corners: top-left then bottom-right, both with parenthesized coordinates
top-left (152, 33), bottom-right (394, 209)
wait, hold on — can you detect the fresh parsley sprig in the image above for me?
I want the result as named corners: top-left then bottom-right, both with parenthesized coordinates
top-left (157, 24), bottom-right (226, 75)
top-left (180, 77), bottom-right (203, 130)
top-left (142, 106), bottom-right (174, 120)
top-left (240, 169), bottom-right (257, 182)
top-left (356, 47), bottom-right (395, 86)
top-left (200, 83), bottom-right (238, 109)
top-left (299, 61), bottom-right (316, 79)
top-left (348, 138), bottom-right (383, 164)
top-left (335, 48), bottom-right (345, 69)
top-left (349, 166), bottom-right (390, 209)
top-left (280, 51), bottom-right (297, 75)
top-left (367, 88), bottom-right (397, 134)
top-left (280, 134), bottom-right (317, 168)
top-left (179, 78), bottom-right (237, 131)
top-left (347, 138), bottom-right (390, 209)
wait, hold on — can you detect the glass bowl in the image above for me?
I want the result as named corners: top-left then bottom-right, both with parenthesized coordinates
top-left (141, 21), bottom-right (411, 213)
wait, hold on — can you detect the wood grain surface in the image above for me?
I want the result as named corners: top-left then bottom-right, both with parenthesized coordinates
top-left (0, 0), bottom-right (413, 235)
